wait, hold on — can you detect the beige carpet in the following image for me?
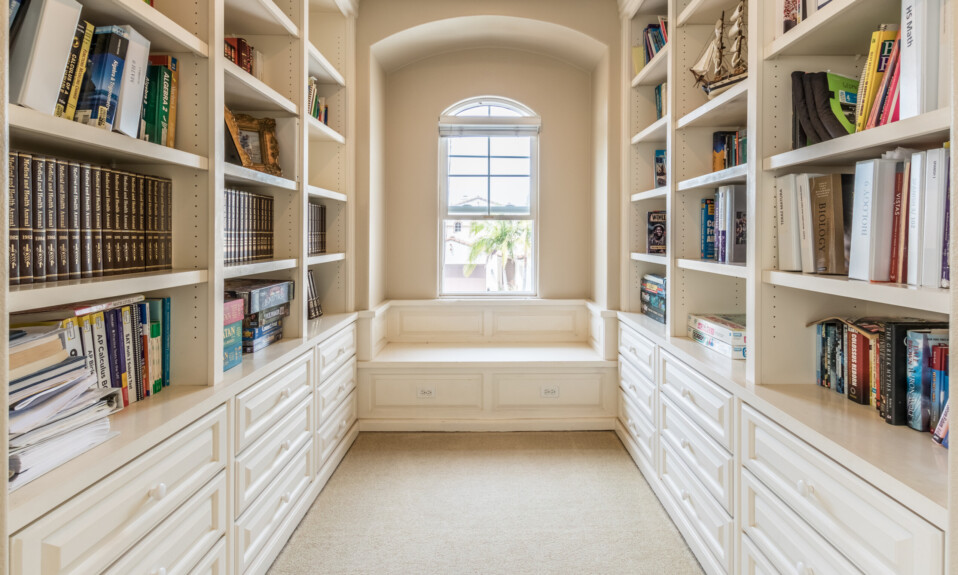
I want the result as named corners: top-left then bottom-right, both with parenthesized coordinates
top-left (269, 432), bottom-right (703, 575)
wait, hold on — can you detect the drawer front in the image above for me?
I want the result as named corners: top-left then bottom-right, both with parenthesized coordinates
top-left (236, 351), bottom-right (312, 453)
top-left (235, 442), bottom-right (313, 573)
top-left (317, 357), bottom-right (357, 425)
top-left (659, 441), bottom-right (733, 574)
top-left (619, 323), bottom-right (656, 381)
top-left (104, 471), bottom-right (227, 575)
top-left (318, 390), bottom-right (358, 466)
top-left (740, 535), bottom-right (779, 575)
top-left (191, 538), bottom-right (227, 575)
top-left (318, 324), bottom-right (357, 383)
top-left (742, 470), bottom-right (861, 575)
top-left (11, 406), bottom-right (227, 575)
top-left (619, 354), bottom-right (655, 422)
top-left (235, 395), bottom-right (313, 516)
top-left (660, 350), bottom-right (734, 450)
top-left (660, 396), bottom-right (734, 513)
top-left (742, 405), bottom-right (943, 575)
top-left (619, 391), bottom-right (655, 467)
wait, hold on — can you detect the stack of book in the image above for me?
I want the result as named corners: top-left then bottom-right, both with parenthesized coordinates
top-left (8, 325), bottom-right (123, 491)
top-left (631, 17), bottom-right (667, 75)
top-left (10, 4), bottom-right (179, 146)
top-left (307, 77), bottom-right (329, 125)
top-left (307, 270), bottom-right (323, 320)
top-left (223, 298), bottom-right (244, 372)
top-left (224, 36), bottom-right (263, 80)
top-left (810, 317), bottom-right (949, 440)
top-left (308, 203), bottom-right (327, 255)
top-left (12, 295), bottom-right (172, 406)
top-left (687, 313), bottom-right (746, 359)
top-left (700, 185), bottom-right (746, 264)
top-left (774, 173), bottom-right (854, 275)
top-left (224, 188), bottom-right (274, 266)
top-left (7, 151), bottom-right (173, 286)
top-left (712, 130), bottom-right (746, 171)
top-left (225, 279), bottom-right (294, 354)
top-left (640, 274), bottom-right (665, 324)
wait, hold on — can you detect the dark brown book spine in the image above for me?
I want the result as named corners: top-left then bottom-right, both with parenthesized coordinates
top-left (8, 153), bottom-right (19, 285)
top-left (239, 190), bottom-right (246, 263)
top-left (55, 160), bottom-right (70, 280)
top-left (92, 166), bottom-right (104, 277)
top-left (163, 178), bottom-right (172, 269)
top-left (80, 163), bottom-right (94, 278)
top-left (67, 162), bottom-right (81, 279)
top-left (32, 156), bottom-right (46, 282)
top-left (224, 189), bottom-right (231, 266)
top-left (18, 153), bottom-right (33, 285)
top-left (120, 171), bottom-right (132, 273)
top-left (44, 158), bottom-right (57, 280)
top-left (267, 194), bottom-right (274, 259)
top-left (133, 174), bottom-right (143, 272)
top-left (144, 177), bottom-right (154, 271)
top-left (101, 168), bottom-right (115, 275)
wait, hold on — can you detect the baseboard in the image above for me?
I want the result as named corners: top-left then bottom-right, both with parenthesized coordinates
top-left (358, 417), bottom-right (617, 432)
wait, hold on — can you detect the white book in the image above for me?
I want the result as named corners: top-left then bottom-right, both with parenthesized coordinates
top-left (725, 185), bottom-right (747, 264)
top-left (90, 313), bottom-right (112, 389)
top-left (906, 151), bottom-right (926, 285)
top-left (121, 306), bottom-right (139, 404)
top-left (775, 174), bottom-right (802, 271)
top-left (848, 159), bottom-right (898, 281)
top-left (921, 147), bottom-right (948, 287)
top-left (715, 188), bottom-right (725, 263)
top-left (9, 0), bottom-right (82, 114)
top-left (899, 0), bottom-right (941, 119)
top-left (113, 25), bottom-right (151, 138)
top-left (796, 173), bottom-right (822, 274)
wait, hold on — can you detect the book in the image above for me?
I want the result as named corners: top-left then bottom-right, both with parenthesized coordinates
top-left (920, 147), bottom-right (948, 287)
top-left (43, 155), bottom-right (57, 280)
top-left (89, 312), bottom-right (111, 389)
top-left (224, 320), bottom-right (242, 371)
top-left (855, 25), bottom-right (899, 132)
top-left (242, 329), bottom-right (283, 354)
top-left (714, 187), bottom-right (725, 262)
top-left (700, 198), bottom-right (715, 260)
top-left (647, 211), bottom-right (666, 254)
top-left (654, 149), bottom-right (666, 187)
top-left (905, 329), bottom-right (948, 431)
top-left (307, 270), bottom-right (323, 320)
top-left (653, 83), bottom-right (666, 120)
top-left (18, 153), bottom-right (35, 284)
top-left (146, 297), bottom-right (171, 387)
top-left (104, 308), bottom-right (129, 406)
top-left (931, 344), bottom-right (949, 430)
top-left (242, 318), bottom-right (283, 340)
top-left (889, 161), bottom-right (910, 283)
top-left (932, 401), bottom-right (949, 446)
top-left (113, 25), bottom-right (150, 137)
top-left (688, 325), bottom-right (746, 359)
top-left (9, 153), bottom-right (20, 285)
top-left (883, 319), bottom-right (948, 425)
top-left (8, 0), bottom-right (81, 114)
top-left (243, 303), bottom-right (291, 327)
top-left (225, 279), bottom-right (295, 315)
top-left (906, 151), bottom-right (926, 285)
top-left (31, 156), bottom-right (46, 283)
top-left (807, 174), bottom-right (850, 275)
top-left (687, 313), bottom-right (746, 346)
top-left (140, 63), bottom-right (171, 145)
top-left (941, 150), bottom-right (951, 288)
top-left (79, 163), bottom-right (94, 278)
top-left (725, 185), bottom-right (747, 264)
top-left (54, 19), bottom-right (92, 119)
top-left (120, 305), bottom-right (139, 404)
top-left (866, 33), bottom-right (901, 130)
top-left (148, 55), bottom-right (178, 147)
top-left (75, 26), bottom-right (130, 130)
top-left (775, 173), bottom-right (801, 271)
top-left (899, 0), bottom-right (941, 119)
top-left (810, 72), bottom-right (858, 139)
top-left (640, 303), bottom-right (665, 324)
top-left (9, 415), bottom-right (118, 492)
top-left (712, 131), bottom-right (746, 172)
top-left (67, 161), bottom-right (81, 279)
top-left (848, 159), bottom-right (898, 281)
top-left (62, 20), bottom-right (93, 121)
top-left (54, 160), bottom-right (69, 280)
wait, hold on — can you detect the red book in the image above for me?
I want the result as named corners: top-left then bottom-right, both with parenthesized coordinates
top-left (889, 164), bottom-right (905, 282)
top-left (224, 298), bottom-right (244, 325)
top-left (878, 56), bottom-right (901, 126)
top-left (866, 34), bottom-right (900, 130)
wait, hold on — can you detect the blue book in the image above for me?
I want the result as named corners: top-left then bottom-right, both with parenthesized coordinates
top-left (701, 198), bottom-right (715, 260)
top-left (105, 308), bottom-right (128, 406)
top-left (242, 318), bottom-right (283, 341)
top-left (223, 321), bottom-right (242, 372)
top-left (75, 26), bottom-right (129, 130)
top-left (906, 330), bottom-right (949, 431)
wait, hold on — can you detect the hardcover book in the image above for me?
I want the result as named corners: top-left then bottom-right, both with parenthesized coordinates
top-left (647, 211), bottom-right (666, 254)
top-left (225, 279), bottom-right (296, 314)
top-left (701, 198), bottom-right (715, 260)
top-left (654, 149), bottom-right (666, 187)
top-left (113, 25), bottom-right (150, 138)
top-left (9, 0), bottom-right (81, 114)
top-left (75, 26), bottom-right (130, 130)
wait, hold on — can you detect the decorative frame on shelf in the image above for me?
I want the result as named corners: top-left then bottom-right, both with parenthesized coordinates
top-left (224, 106), bottom-right (282, 176)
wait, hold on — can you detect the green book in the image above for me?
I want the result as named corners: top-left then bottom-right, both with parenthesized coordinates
top-left (141, 64), bottom-right (171, 145)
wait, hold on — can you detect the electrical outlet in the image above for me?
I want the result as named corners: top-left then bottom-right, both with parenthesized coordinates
top-left (417, 386), bottom-right (436, 399)
top-left (541, 384), bottom-right (559, 399)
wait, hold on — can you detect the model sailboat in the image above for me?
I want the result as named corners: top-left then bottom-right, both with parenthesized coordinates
top-left (690, 1), bottom-right (748, 98)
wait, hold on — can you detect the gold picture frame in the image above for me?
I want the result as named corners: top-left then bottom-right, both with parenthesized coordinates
top-left (224, 106), bottom-right (282, 176)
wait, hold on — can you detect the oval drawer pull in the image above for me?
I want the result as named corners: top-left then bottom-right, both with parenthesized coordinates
top-left (149, 483), bottom-right (167, 501)
top-left (796, 561), bottom-right (812, 575)
top-left (339, 384), bottom-right (346, 394)
top-left (281, 492), bottom-right (291, 504)
top-left (280, 387), bottom-right (291, 400)
top-left (281, 440), bottom-right (291, 451)
top-left (680, 439), bottom-right (690, 450)
top-left (151, 568), bottom-right (167, 575)
top-left (796, 479), bottom-right (815, 497)
top-left (629, 346), bottom-right (637, 355)
top-left (680, 490), bottom-right (690, 501)
top-left (681, 388), bottom-right (692, 400)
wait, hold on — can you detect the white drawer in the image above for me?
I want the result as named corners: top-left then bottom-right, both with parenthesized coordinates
top-left (742, 405), bottom-right (943, 575)
top-left (10, 406), bottom-right (227, 575)
top-left (742, 470), bottom-right (861, 575)
top-left (235, 442), bottom-right (313, 574)
top-left (619, 354), bottom-right (655, 423)
top-left (619, 322), bottom-right (655, 381)
top-left (318, 324), bottom-right (357, 382)
top-left (619, 391), bottom-right (655, 468)
top-left (318, 390), bottom-right (357, 467)
top-left (317, 357), bottom-right (357, 425)
top-left (104, 471), bottom-right (227, 575)
top-left (660, 396), bottom-right (734, 513)
top-left (659, 441), bottom-right (733, 574)
top-left (740, 534), bottom-right (778, 575)
top-left (235, 351), bottom-right (312, 453)
top-left (235, 394), bottom-right (313, 516)
top-left (660, 350), bottom-right (734, 450)
top-left (191, 538), bottom-right (227, 575)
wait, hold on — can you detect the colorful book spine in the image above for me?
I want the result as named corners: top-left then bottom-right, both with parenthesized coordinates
top-left (148, 55), bottom-right (178, 147)
top-left (688, 326), bottom-right (746, 359)
top-left (687, 313), bottom-right (746, 346)
top-left (242, 318), bottom-right (283, 340)
top-left (242, 329), bottom-right (284, 353)
top-left (75, 26), bottom-right (130, 130)
top-left (700, 198), bottom-right (715, 260)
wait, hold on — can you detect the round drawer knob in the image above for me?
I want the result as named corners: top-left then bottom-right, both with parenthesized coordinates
top-left (629, 347), bottom-right (636, 355)
top-left (281, 492), bottom-right (291, 504)
top-left (280, 387), bottom-right (290, 399)
top-left (149, 483), bottom-right (167, 501)
top-left (795, 561), bottom-right (812, 575)
top-left (796, 480), bottom-right (814, 497)
top-left (680, 490), bottom-right (690, 501)
top-left (151, 568), bottom-right (167, 575)
top-left (281, 440), bottom-right (290, 451)
top-left (681, 389), bottom-right (692, 400)
top-left (338, 347), bottom-right (346, 356)
top-left (680, 439), bottom-right (690, 450)
top-left (339, 384), bottom-right (346, 394)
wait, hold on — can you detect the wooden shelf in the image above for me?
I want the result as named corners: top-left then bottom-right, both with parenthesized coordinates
top-left (308, 116), bottom-right (346, 143)
top-left (632, 115), bottom-right (669, 144)
top-left (764, 270), bottom-right (950, 315)
top-left (632, 44), bottom-right (670, 87)
top-left (766, 0), bottom-right (902, 59)
top-left (677, 259), bottom-right (747, 279)
top-left (224, 258), bottom-right (298, 279)
top-left (74, 0), bottom-right (209, 57)
top-left (221, 336), bottom-right (307, 388)
top-left (677, 0), bottom-right (739, 27)
top-left (224, 162), bottom-right (298, 191)
top-left (308, 42), bottom-right (346, 86)
top-left (224, 0), bottom-right (299, 36)
top-left (306, 252), bottom-right (346, 266)
top-left (677, 82), bottom-right (747, 129)
top-left (8, 270), bottom-right (209, 314)
top-left (622, 0), bottom-right (668, 17)
top-left (764, 108), bottom-right (951, 172)
top-left (667, 336), bottom-right (747, 389)
top-left (307, 312), bottom-right (359, 344)
top-left (307, 185), bottom-right (347, 202)
top-left (631, 187), bottom-right (667, 202)
top-left (631, 252), bottom-right (668, 265)
top-left (677, 163), bottom-right (747, 191)
top-left (8, 106), bottom-right (208, 170)
top-left (224, 60), bottom-right (298, 115)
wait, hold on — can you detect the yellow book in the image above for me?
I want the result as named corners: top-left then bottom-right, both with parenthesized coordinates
top-left (65, 22), bottom-right (94, 122)
top-left (855, 26), bottom-right (898, 132)
top-left (632, 46), bottom-right (645, 78)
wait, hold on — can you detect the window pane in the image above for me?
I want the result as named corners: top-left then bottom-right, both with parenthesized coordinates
top-left (456, 106), bottom-right (489, 117)
top-left (490, 177), bottom-right (530, 215)
top-left (449, 137), bottom-right (488, 156)
top-left (487, 106), bottom-right (521, 117)
top-left (441, 219), bottom-right (534, 294)
top-left (490, 157), bottom-right (530, 176)
top-left (490, 137), bottom-right (530, 157)
top-left (447, 177), bottom-right (488, 214)
top-left (448, 156), bottom-right (487, 176)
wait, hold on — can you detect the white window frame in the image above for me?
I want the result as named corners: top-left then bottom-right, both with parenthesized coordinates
top-left (438, 96), bottom-right (541, 297)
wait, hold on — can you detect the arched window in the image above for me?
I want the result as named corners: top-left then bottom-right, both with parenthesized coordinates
top-left (438, 97), bottom-right (540, 295)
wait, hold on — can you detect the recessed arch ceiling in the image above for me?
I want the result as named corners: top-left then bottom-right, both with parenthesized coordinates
top-left (371, 15), bottom-right (608, 73)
